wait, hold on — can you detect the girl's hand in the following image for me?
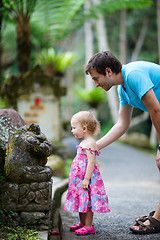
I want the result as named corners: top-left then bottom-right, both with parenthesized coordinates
top-left (82, 179), bottom-right (89, 189)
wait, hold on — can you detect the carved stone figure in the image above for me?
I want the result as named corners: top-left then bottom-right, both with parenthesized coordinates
top-left (4, 123), bottom-right (53, 183)
top-left (0, 109), bottom-right (26, 175)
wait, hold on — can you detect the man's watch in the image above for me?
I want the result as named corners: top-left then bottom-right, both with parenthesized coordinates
top-left (158, 145), bottom-right (160, 151)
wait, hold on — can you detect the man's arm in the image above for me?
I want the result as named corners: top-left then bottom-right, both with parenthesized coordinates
top-left (97, 104), bottom-right (133, 150)
top-left (142, 88), bottom-right (160, 169)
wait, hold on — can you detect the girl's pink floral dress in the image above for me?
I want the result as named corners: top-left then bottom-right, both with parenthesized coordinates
top-left (64, 145), bottom-right (110, 213)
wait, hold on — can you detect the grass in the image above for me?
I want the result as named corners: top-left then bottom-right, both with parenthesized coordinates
top-left (0, 224), bottom-right (39, 240)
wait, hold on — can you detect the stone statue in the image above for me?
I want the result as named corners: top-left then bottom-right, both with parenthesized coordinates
top-left (5, 123), bottom-right (53, 183)
top-left (0, 109), bottom-right (26, 175)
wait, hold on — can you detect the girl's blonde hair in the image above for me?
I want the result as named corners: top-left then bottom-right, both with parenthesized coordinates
top-left (72, 111), bottom-right (100, 136)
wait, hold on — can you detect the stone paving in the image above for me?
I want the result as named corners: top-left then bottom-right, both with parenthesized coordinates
top-left (60, 142), bottom-right (160, 240)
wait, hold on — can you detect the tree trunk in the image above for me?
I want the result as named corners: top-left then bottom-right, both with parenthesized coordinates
top-left (84, 0), bottom-right (94, 90)
top-left (119, 9), bottom-right (127, 64)
top-left (16, 11), bottom-right (31, 73)
top-left (93, 0), bottom-right (118, 123)
top-left (94, 8), bottom-right (110, 51)
top-left (131, 19), bottom-right (148, 62)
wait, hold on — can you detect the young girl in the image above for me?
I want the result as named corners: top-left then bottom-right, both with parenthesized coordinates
top-left (64, 111), bottom-right (110, 235)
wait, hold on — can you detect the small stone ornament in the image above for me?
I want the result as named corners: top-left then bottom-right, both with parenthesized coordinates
top-left (5, 123), bottom-right (53, 183)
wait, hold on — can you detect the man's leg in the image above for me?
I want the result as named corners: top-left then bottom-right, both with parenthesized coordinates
top-left (153, 203), bottom-right (160, 220)
top-left (131, 203), bottom-right (160, 231)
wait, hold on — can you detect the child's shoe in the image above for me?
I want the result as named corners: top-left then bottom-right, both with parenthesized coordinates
top-left (75, 225), bottom-right (95, 235)
top-left (70, 223), bottom-right (84, 232)
top-left (49, 230), bottom-right (59, 235)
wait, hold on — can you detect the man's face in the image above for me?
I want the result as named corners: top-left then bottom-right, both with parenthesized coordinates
top-left (89, 68), bottom-right (113, 91)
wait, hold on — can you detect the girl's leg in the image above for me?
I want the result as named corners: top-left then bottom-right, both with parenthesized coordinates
top-left (79, 212), bottom-right (86, 225)
top-left (85, 210), bottom-right (93, 228)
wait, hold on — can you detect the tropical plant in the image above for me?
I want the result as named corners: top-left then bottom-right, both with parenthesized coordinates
top-left (31, 0), bottom-right (86, 45)
top-left (2, 0), bottom-right (37, 73)
top-left (35, 48), bottom-right (76, 76)
top-left (76, 86), bottom-right (107, 108)
top-left (1, 0), bottom-right (152, 75)
top-left (1, 0), bottom-right (85, 75)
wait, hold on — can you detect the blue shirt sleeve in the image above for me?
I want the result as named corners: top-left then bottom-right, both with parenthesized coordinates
top-left (117, 86), bottom-right (128, 107)
top-left (127, 70), bottom-right (154, 99)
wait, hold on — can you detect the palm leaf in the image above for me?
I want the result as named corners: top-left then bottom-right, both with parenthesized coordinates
top-left (31, 0), bottom-right (85, 43)
top-left (2, 0), bottom-right (37, 17)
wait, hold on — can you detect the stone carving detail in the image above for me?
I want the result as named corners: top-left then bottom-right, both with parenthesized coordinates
top-left (0, 180), bottom-right (52, 229)
top-left (5, 123), bottom-right (53, 183)
top-left (1, 181), bottom-right (52, 212)
top-left (0, 109), bottom-right (26, 175)
top-left (0, 111), bottom-right (54, 230)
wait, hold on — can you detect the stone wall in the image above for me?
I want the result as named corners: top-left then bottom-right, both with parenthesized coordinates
top-left (0, 181), bottom-right (52, 230)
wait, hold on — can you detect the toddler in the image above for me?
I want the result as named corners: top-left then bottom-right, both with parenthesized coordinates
top-left (64, 111), bottom-right (110, 235)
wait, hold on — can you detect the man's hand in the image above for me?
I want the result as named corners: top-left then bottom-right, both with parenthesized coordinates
top-left (82, 179), bottom-right (89, 189)
top-left (156, 151), bottom-right (160, 170)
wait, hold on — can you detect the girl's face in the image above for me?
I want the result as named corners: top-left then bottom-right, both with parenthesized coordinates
top-left (71, 117), bottom-right (84, 139)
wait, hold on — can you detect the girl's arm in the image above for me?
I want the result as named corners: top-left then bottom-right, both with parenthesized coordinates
top-left (81, 148), bottom-right (95, 189)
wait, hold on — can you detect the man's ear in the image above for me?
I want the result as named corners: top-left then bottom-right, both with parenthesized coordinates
top-left (106, 67), bottom-right (112, 77)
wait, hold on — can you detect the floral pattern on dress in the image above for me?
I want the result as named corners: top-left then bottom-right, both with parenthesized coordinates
top-left (64, 145), bottom-right (110, 213)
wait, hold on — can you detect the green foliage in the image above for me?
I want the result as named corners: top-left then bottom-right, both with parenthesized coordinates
top-left (35, 48), bottom-right (76, 74)
top-left (0, 98), bottom-right (6, 109)
top-left (31, 0), bottom-right (86, 44)
top-left (97, 0), bottom-right (152, 13)
top-left (2, 0), bottom-right (37, 17)
top-left (127, 1), bottom-right (157, 62)
top-left (1, 0), bottom-right (154, 77)
top-left (104, 1), bottom-right (157, 63)
top-left (64, 158), bottom-right (72, 178)
top-left (101, 119), bottom-right (114, 136)
top-left (75, 87), bottom-right (107, 104)
top-left (0, 224), bottom-right (39, 240)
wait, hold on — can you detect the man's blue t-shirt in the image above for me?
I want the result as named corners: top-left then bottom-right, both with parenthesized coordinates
top-left (118, 61), bottom-right (160, 112)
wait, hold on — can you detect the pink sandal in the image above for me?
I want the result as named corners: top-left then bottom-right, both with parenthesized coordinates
top-left (49, 230), bottom-right (59, 235)
top-left (75, 225), bottom-right (95, 235)
top-left (70, 223), bottom-right (84, 232)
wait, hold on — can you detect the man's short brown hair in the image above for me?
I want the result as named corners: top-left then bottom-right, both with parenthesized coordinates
top-left (85, 51), bottom-right (122, 75)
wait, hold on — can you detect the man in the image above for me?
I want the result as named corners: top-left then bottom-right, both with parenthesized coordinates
top-left (85, 50), bottom-right (160, 234)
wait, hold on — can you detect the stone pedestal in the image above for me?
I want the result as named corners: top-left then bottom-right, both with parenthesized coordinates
top-left (0, 121), bottom-right (54, 230)
top-left (0, 180), bottom-right (52, 230)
